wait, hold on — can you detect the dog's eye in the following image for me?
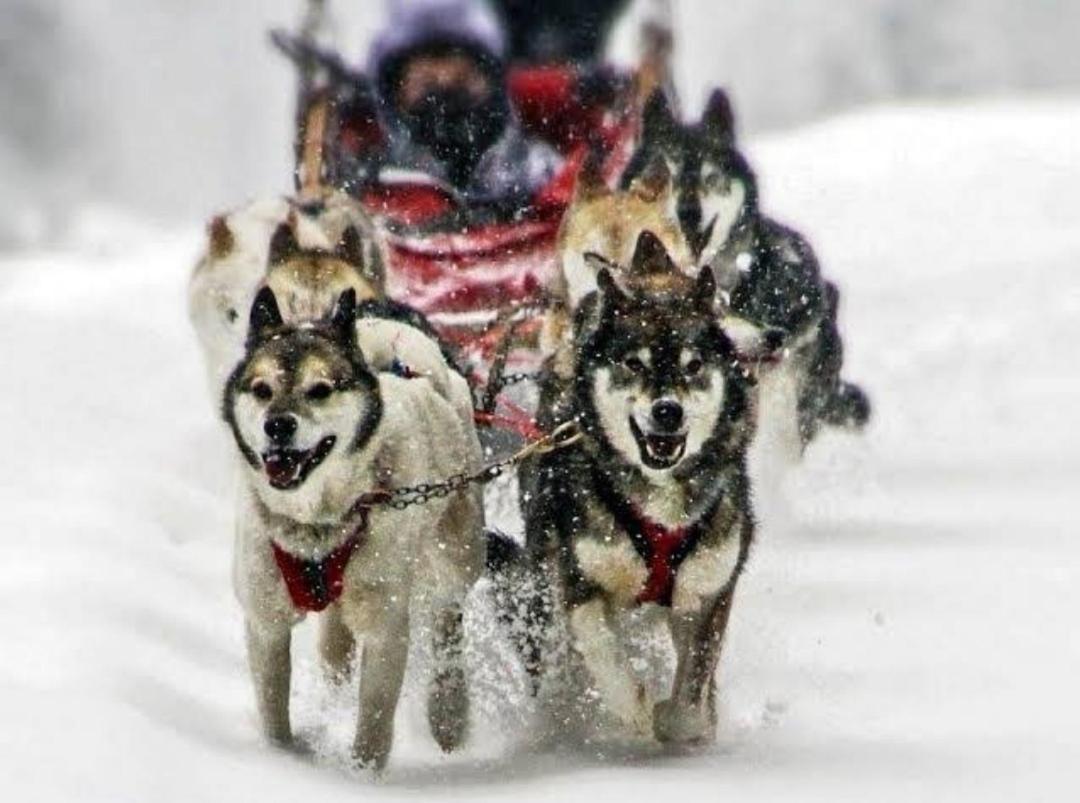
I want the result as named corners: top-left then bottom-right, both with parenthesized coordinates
top-left (624, 356), bottom-right (647, 373)
top-left (306, 382), bottom-right (333, 401)
top-left (685, 358), bottom-right (704, 376)
top-left (251, 381), bottom-right (273, 401)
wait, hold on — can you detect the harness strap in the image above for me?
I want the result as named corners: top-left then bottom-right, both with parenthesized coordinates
top-left (271, 509), bottom-right (369, 613)
top-left (633, 514), bottom-right (690, 605)
top-left (590, 468), bottom-right (706, 607)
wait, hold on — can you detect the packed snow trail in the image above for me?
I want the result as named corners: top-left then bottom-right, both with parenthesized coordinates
top-left (1, 100), bottom-right (1078, 802)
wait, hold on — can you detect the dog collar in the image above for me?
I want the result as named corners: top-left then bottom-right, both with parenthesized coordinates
top-left (271, 509), bottom-right (368, 613)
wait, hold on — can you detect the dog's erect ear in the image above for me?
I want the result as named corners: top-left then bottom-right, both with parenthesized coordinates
top-left (208, 215), bottom-right (234, 260)
top-left (693, 265), bottom-right (718, 311)
top-left (268, 221), bottom-right (302, 266)
top-left (702, 88), bottom-right (736, 146)
top-left (629, 230), bottom-right (679, 279)
top-left (573, 147), bottom-right (610, 203)
top-left (642, 89), bottom-right (678, 144)
top-left (335, 225), bottom-right (366, 269)
top-left (328, 288), bottom-right (357, 349)
top-left (248, 286), bottom-right (283, 344)
top-left (629, 155), bottom-right (673, 205)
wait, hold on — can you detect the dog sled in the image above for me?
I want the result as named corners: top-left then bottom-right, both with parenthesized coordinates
top-left (329, 66), bottom-right (638, 376)
top-left (272, 1), bottom-right (673, 384)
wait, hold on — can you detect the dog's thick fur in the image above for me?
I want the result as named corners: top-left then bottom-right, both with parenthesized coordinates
top-left (225, 284), bottom-right (484, 771)
top-left (517, 233), bottom-right (757, 744)
top-left (625, 90), bottom-right (870, 447)
top-left (189, 189), bottom-right (386, 395)
top-left (542, 152), bottom-right (692, 377)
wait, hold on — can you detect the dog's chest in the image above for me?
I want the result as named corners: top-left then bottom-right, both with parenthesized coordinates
top-left (574, 521), bottom-right (650, 607)
top-left (572, 500), bottom-right (741, 610)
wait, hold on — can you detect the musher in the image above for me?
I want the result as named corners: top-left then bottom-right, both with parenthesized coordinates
top-left (361, 0), bottom-right (563, 215)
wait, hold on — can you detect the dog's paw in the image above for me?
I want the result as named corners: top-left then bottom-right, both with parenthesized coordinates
top-left (351, 743), bottom-right (389, 776)
top-left (262, 720), bottom-right (295, 750)
top-left (652, 698), bottom-right (715, 745)
top-left (428, 667), bottom-right (469, 753)
top-left (352, 727), bottom-right (392, 775)
top-left (610, 682), bottom-right (654, 738)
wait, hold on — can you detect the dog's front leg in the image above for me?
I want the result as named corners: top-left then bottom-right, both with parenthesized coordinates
top-left (427, 602), bottom-right (469, 753)
top-left (318, 603), bottom-right (355, 682)
top-left (348, 598), bottom-right (410, 772)
top-left (654, 584), bottom-right (737, 744)
top-left (245, 619), bottom-right (293, 746)
top-left (569, 597), bottom-right (652, 737)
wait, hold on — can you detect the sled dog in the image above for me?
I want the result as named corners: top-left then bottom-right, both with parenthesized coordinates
top-left (542, 151), bottom-right (692, 375)
top-left (626, 89), bottom-right (870, 446)
top-left (224, 284), bottom-right (484, 771)
top-left (519, 232), bottom-right (757, 744)
top-left (189, 189), bottom-right (386, 395)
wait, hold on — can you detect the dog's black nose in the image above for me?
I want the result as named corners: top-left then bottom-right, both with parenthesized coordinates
top-left (651, 399), bottom-right (684, 433)
top-left (763, 328), bottom-right (786, 353)
top-left (264, 415), bottom-right (297, 446)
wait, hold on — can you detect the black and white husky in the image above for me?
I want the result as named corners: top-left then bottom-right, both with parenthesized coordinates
top-left (223, 283), bottom-right (484, 771)
top-left (625, 89), bottom-right (870, 448)
top-left (514, 232), bottom-right (757, 744)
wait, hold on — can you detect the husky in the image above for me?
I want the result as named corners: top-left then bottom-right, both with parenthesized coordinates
top-left (224, 284), bottom-right (484, 771)
top-left (189, 189), bottom-right (386, 395)
top-left (542, 151), bottom-right (692, 377)
top-left (515, 231), bottom-right (757, 744)
top-left (625, 89), bottom-right (870, 448)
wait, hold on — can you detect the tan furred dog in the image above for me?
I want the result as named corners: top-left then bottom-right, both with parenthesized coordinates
top-left (543, 153), bottom-right (692, 376)
top-left (188, 190), bottom-right (387, 397)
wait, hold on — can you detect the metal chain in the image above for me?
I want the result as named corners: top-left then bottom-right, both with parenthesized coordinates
top-left (346, 420), bottom-right (582, 518)
top-left (492, 370), bottom-right (541, 389)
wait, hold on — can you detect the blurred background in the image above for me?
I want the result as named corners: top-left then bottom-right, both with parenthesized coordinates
top-left (3, 0), bottom-right (1078, 248)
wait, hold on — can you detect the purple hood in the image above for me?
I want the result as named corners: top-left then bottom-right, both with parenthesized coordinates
top-left (367, 0), bottom-right (507, 90)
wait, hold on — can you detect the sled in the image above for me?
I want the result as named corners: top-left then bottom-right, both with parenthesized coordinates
top-left (272, 0), bottom-right (674, 395)
top-left (322, 63), bottom-right (640, 378)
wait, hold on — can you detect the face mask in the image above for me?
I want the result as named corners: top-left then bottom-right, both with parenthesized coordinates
top-left (400, 88), bottom-right (508, 186)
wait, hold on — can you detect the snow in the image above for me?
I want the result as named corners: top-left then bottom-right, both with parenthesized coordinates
top-left (2, 99), bottom-right (1079, 801)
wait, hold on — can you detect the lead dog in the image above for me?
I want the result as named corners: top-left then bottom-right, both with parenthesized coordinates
top-left (224, 283), bottom-right (484, 771)
top-left (517, 232), bottom-right (757, 744)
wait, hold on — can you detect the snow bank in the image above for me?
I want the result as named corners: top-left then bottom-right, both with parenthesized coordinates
top-left (1, 100), bottom-right (1078, 801)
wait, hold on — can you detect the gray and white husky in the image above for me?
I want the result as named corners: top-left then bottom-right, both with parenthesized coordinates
top-left (224, 284), bottom-right (484, 771)
top-left (625, 89), bottom-right (870, 451)
top-left (513, 232), bottom-right (758, 744)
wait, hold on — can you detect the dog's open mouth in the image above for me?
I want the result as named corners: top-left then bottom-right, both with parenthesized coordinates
top-left (262, 436), bottom-right (337, 490)
top-left (629, 418), bottom-right (687, 470)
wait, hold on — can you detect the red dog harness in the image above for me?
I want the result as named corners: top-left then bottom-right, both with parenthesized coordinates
top-left (591, 468), bottom-right (707, 607)
top-left (271, 509), bottom-right (369, 613)
top-left (633, 514), bottom-right (692, 606)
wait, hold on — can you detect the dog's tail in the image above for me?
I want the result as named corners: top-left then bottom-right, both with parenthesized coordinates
top-left (485, 530), bottom-right (551, 695)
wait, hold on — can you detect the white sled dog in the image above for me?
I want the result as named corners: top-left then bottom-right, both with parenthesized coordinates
top-left (188, 189), bottom-right (386, 395)
top-left (224, 282), bottom-right (484, 771)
